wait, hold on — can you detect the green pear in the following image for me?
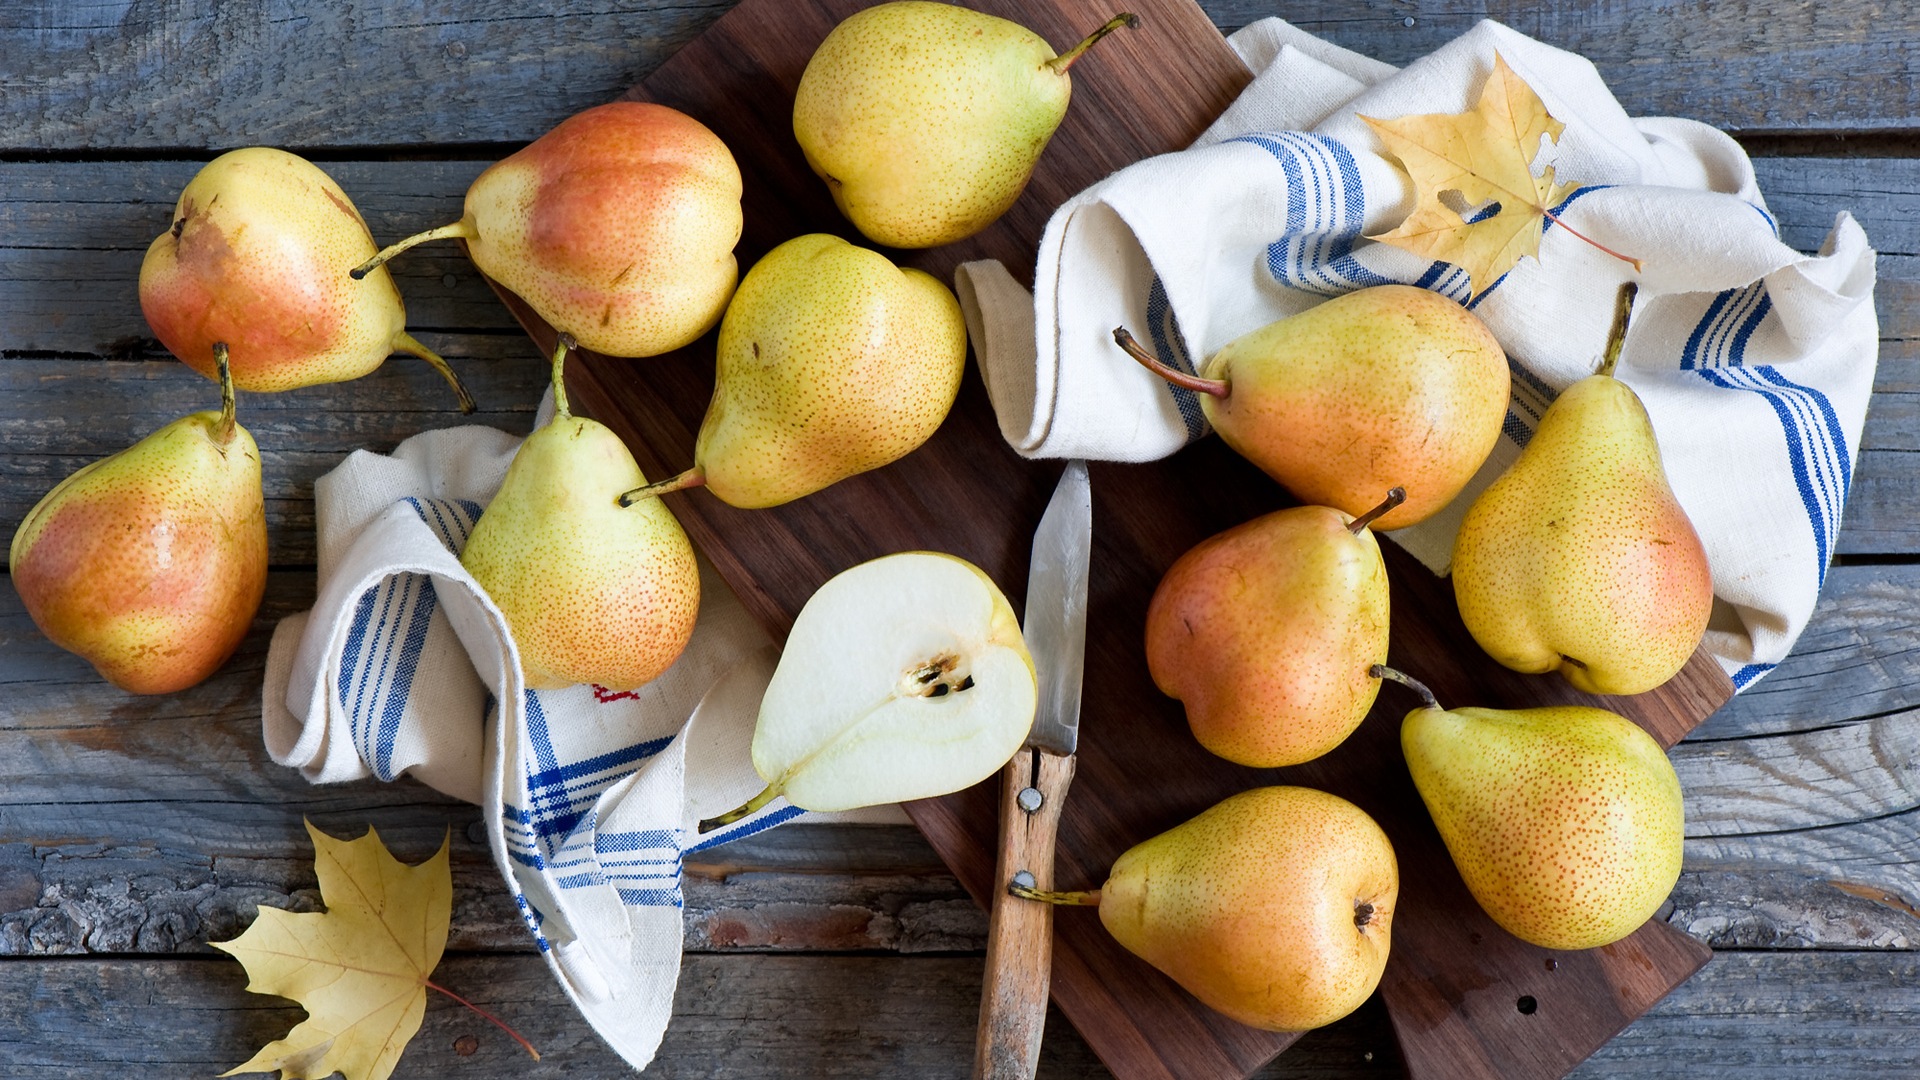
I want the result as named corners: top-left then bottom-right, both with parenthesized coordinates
top-left (1145, 490), bottom-right (1402, 767)
top-left (1115, 284), bottom-right (1509, 529)
top-left (701, 551), bottom-right (1036, 829)
top-left (793, 3), bottom-right (1138, 249)
top-left (461, 337), bottom-right (700, 691)
top-left (1012, 786), bottom-right (1397, 1032)
top-left (10, 346), bottom-right (265, 694)
top-left (139, 147), bottom-right (472, 410)
top-left (622, 234), bottom-right (967, 509)
top-left (1380, 667), bottom-right (1685, 951)
top-left (1450, 284), bottom-right (1712, 695)
top-left (354, 102), bottom-right (743, 359)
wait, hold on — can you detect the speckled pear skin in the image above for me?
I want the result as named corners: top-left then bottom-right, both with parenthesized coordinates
top-left (692, 234), bottom-right (967, 508)
top-left (1098, 786), bottom-right (1398, 1032)
top-left (1200, 285), bottom-right (1508, 530)
top-left (460, 415), bottom-right (700, 691)
top-left (139, 148), bottom-right (421, 392)
top-left (9, 410), bottom-right (265, 695)
top-left (1144, 505), bottom-right (1388, 767)
top-left (1450, 373), bottom-right (1713, 696)
top-left (792, 2), bottom-right (1074, 249)
top-left (465, 101), bottom-right (742, 357)
top-left (1399, 702), bottom-right (1685, 952)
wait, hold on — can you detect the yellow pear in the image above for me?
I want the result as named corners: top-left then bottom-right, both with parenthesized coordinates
top-left (623, 234), bottom-right (966, 509)
top-left (1144, 490), bottom-right (1401, 767)
top-left (10, 347), bottom-right (265, 694)
top-left (354, 102), bottom-right (742, 358)
top-left (1450, 284), bottom-right (1712, 695)
top-left (1013, 786), bottom-right (1397, 1032)
top-left (1381, 667), bottom-right (1685, 951)
top-left (139, 147), bottom-right (472, 410)
top-left (461, 338), bottom-right (699, 691)
top-left (1115, 284), bottom-right (1508, 529)
top-left (793, 3), bottom-right (1138, 248)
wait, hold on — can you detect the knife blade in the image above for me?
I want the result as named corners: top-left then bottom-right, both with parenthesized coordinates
top-left (973, 460), bottom-right (1092, 1080)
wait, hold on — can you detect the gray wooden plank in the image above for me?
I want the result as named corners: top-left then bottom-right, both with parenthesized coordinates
top-left (4, 157), bottom-right (1916, 559)
top-left (1694, 563), bottom-right (1920, 740)
top-left (6, 949), bottom-right (1920, 1078)
top-left (0, 0), bottom-right (734, 152)
top-left (1243, 1), bottom-right (1920, 137)
top-left (0, 159), bottom-right (511, 354)
top-left (1, 2), bottom-right (1913, 151)
top-left (0, 351), bottom-right (548, 567)
top-left (5, 156), bottom-right (1912, 355)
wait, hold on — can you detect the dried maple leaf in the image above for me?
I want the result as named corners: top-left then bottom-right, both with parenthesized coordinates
top-left (216, 820), bottom-right (533, 1080)
top-left (1361, 52), bottom-right (1635, 296)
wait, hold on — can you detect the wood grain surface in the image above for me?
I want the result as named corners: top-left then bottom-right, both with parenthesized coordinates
top-left (3, 2), bottom-right (1918, 1078)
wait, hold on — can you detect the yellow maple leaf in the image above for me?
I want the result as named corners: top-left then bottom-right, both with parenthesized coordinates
top-left (1361, 53), bottom-right (1631, 297)
top-left (214, 820), bottom-right (452, 1080)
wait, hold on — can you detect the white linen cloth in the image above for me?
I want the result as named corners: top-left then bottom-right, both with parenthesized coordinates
top-left (957, 18), bottom-right (1879, 690)
top-left (260, 396), bottom-right (896, 1070)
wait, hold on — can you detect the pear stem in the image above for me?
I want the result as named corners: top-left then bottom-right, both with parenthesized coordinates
top-left (392, 331), bottom-right (476, 414)
top-left (619, 467), bottom-right (708, 507)
top-left (1045, 13), bottom-right (1141, 74)
top-left (350, 219), bottom-right (477, 280)
top-left (212, 342), bottom-right (238, 447)
top-left (1008, 883), bottom-right (1102, 906)
top-left (548, 334), bottom-right (576, 423)
top-left (1370, 664), bottom-right (1442, 711)
top-left (698, 786), bottom-right (781, 834)
top-left (1347, 487), bottom-right (1407, 534)
top-left (1597, 281), bottom-right (1638, 379)
top-left (1112, 327), bottom-right (1228, 399)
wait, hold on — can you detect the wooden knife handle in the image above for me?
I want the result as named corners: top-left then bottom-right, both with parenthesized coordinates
top-left (973, 746), bottom-right (1078, 1080)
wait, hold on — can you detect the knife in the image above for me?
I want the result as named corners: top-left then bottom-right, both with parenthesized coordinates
top-left (973, 459), bottom-right (1092, 1080)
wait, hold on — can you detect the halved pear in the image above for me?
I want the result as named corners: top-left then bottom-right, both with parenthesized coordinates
top-left (703, 551), bottom-right (1036, 828)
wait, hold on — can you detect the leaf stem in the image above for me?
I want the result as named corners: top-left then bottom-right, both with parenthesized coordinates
top-left (426, 980), bottom-right (541, 1060)
top-left (1540, 204), bottom-right (1643, 271)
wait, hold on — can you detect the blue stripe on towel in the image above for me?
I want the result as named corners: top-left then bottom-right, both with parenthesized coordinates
top-left (1144, 276), bottom-right (1207, 440)
top-left (1685, 284), bottom-right (1849, 587)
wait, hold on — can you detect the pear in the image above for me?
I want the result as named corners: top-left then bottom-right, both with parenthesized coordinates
top-left (701, 551), bottom-right (1036, 829)
top-left (1014, 786), bottom-right (1397, 1032)
top-left (1145, 489), bottom-right (1402, 767)
top-left (1378, 667), bottom-right (1685, 951)
top-left (1115, 284), bottom-right (1508, 529)
top-left (622, 234), bottom-right (967, 509)
top-left (793, 3), bottom-right (1139, 249)
top-left (139, 147), bottom-right (473, 411)
top-left (460, 336), bottom-right (700, 691)
top-left (10, 346), bottom-right (265, 694)
top-left (1450, 284), bottom-right (1712, 695)
top-left (354, 102), bottom-right (742, 359)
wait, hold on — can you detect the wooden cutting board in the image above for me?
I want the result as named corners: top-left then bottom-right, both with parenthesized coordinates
top-left (488, 0), bottom-right (1726, 1075)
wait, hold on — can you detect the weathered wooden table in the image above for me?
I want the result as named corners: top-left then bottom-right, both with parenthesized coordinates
top-left (4, 2), bottom-right (1917, 1076)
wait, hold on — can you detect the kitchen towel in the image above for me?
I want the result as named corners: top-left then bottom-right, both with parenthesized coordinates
top-left (956, 17), bottom-right (1879, 689)
top-left (258, 397), bottom-right (893, 1070)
